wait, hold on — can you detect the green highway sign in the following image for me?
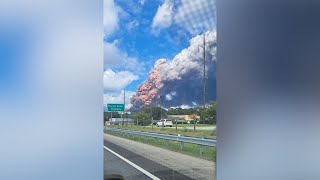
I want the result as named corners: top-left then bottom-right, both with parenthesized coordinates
top-left (107, 104), bottom-right (124, 112)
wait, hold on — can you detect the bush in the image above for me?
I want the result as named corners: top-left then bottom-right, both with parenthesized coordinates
top-left (198, 120), bottom-right (209, 124)
top-left (183, 127), bottom-right (188, 132)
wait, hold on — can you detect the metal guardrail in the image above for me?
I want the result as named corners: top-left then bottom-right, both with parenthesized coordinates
top-left (105, 128), bottom-right (216, 155)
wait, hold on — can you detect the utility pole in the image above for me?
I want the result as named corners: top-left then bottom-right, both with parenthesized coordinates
top-left (160, 95), bottom-right (164, 129)
top-left (202, 33), bottom-right (206, 128)
top-left (143, 118), bottom-right (145, 128)
top-left (203, 34), bottom-right (206, 110)
top-left (123, 89), bottom-right (126, 127)
top-left (198, 33), bottom-right (207, 130)
top-left (110, 111), bottom-right (112, 124)
top-left (160, 96), bottom-right (163, 120)
top-left (151, 107), bottom-right (153, 129)
top-left (120, 112), bottom-right (123, 128)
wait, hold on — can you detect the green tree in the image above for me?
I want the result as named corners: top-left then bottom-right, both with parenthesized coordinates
top-left (167, 107), bottom-right (197, 115)
top-left (104, 112), bottom-right (121, 120)
top-left (142, 107), bottom-right (167, 120)
top-left (194, 107), bottom-right (202, 116)
top-left (130, 112), bottom-right (151, 125)
top-left (206, 101), bottom-right (216, 124)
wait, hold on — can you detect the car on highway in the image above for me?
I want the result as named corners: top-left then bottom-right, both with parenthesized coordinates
top-left (156, 119), bottom-right (173, 127)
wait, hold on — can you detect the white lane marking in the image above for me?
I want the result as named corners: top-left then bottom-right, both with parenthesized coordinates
top-left (104, 146), bottom-right (161, 180)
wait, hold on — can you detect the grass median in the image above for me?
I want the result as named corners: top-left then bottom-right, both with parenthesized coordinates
top-left (105, 129), bottom-right (216, 162)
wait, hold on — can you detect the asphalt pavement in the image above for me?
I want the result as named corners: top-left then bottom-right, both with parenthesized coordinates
top-left (104, 140), bottom-right (192, 180)
top-left (104, 148), bottom-right (151, 180)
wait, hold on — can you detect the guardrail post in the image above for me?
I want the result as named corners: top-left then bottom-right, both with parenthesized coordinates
top-left (200, 145), bottom-right (204, 155)
top-left (175, 120), bottom-right (177, 132)
top-left (152, 117), bottom-right (154, 130)
top-left (166, 139), bottom-right (169, 147)
top-left (180, 142), bottom-right (184, 150)
top-left (199, 137), bottom-right (205, 155)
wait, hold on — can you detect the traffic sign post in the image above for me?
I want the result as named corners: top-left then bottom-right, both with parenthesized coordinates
top-left (107, 104), bottom-right (124, 127)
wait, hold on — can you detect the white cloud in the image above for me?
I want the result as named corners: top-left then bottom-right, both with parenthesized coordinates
top-left (165, 91), bottom-right (177, 101)
top-left (169, 104), bottom-right (192, 109)
top-left (104, 41), bottom-right (123, 67)
top-left (174, 0), bottom-right (216, 35)
top-left (127, 20), bottom-right (139, 31)
top-left (104, 69), bottom-right (139, 92)
top-left (151, 0), bottom-right (216, 36)
top-left (151, 0), bottom-right (174, 33)
top-left (180, 105), bottom-right (191, 109)
top-left (104, 90), bottom-right (136, 110)
top-left (165, 94), bottom-right (173, 101)
top-left (155, 31), bottom-right (216, 82)
top-left (139, 0), bottom-right (146, 6)
top-left (104, 0), bottom-right (121, 36)
top-left (104, 40), bottom-right (146, 74)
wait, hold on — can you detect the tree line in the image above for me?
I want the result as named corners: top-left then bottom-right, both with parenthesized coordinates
top-left (104, 101), bottom-right (216, 125)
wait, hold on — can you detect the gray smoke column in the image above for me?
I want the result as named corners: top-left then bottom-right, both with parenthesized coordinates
top-left (130, 31), bottom-right (217, 111)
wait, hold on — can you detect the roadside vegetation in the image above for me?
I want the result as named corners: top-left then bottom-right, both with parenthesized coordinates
top-left (106, 124), bottom-right (216, 139)
top-left (104, 102), bottom-right (216, 161)
top-left (104, 101), bottom-right (217, 125)
top-left (105, 130), bottom-right (216, 161)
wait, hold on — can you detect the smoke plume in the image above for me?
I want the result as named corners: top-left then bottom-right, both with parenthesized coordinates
top-left (130, 31), bottom-right (216, 111)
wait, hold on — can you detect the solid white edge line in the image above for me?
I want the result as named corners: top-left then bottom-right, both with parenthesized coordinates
top-left (104, 146), bottom-right (161, 180)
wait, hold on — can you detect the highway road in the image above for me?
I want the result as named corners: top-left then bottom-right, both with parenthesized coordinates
top-left (104, 147), bottom-right (151, 180)
top-left (104, 139), bottom-right (192, 180)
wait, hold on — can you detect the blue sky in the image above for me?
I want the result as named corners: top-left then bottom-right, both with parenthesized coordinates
top-left (104, 0), bottom-right (190, 91)
top-left (0, 22), bottom-right (31, 98)
top-left (104, 0), bottom-right (216, 108)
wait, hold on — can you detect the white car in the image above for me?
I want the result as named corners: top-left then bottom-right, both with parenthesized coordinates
top-left (157, 119), bottom-right (173, 127)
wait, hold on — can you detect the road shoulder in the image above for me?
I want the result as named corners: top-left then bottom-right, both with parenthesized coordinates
top-left (104, 133), bottom-right (215, 180)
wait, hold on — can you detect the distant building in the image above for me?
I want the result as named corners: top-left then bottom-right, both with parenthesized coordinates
top-left (167, 114), bottom-right (200, 121)
top-left (109, 118), bottom-right (135, 124)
